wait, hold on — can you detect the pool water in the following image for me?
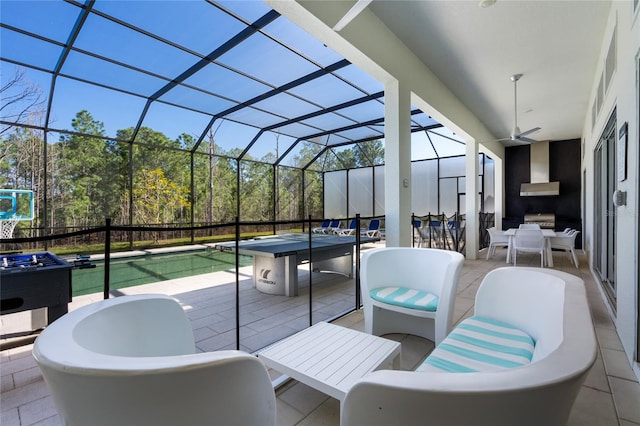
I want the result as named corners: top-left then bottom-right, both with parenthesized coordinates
top-left (72, 249), bottom-right (252, 297)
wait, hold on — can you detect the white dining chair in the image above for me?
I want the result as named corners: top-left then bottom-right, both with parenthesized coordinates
top-left (550, 230), bottom-right (580, 267)
top-left (513, 229), bottom-right (546, 267)
top-left (486, 227), bottom-right (509, 260)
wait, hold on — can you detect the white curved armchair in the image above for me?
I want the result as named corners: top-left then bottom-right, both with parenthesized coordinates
top-left (343, 268), bottom-right (597, 426)
top-left (360, 247), bottom-right (464, 345)
top-left (32, 294), bottom-right (276, 426)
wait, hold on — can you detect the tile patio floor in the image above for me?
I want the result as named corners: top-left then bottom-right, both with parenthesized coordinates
top-left (2, 244), bottom-right (639, 425)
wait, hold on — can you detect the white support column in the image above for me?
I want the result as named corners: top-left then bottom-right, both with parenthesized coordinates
top-left (384, 79), bottom-right (412, 247)
top-left (465, 140), bottom-right (479, 259)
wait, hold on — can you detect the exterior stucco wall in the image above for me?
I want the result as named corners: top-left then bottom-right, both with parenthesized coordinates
top-left (582, 1), bottom-right (639, 377)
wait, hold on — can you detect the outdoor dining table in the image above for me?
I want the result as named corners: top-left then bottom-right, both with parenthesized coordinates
top-left (504, 228), bottom-right (558, 267)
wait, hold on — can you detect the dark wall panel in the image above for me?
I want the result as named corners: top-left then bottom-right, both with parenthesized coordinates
top-left (550, 139), bottom-right (581, 219)
top-left (504, 139), bottom-right (582, 247)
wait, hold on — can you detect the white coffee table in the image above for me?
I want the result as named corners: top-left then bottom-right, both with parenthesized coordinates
top-left (258, 321), bottom-right (401, 402)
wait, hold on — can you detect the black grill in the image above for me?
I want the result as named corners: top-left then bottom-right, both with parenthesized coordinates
top-left (524, 213), bottom-right (555, 229)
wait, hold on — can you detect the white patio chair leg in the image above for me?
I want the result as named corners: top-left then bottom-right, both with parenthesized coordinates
top-left (565, 250), bottom-right (573, 266)
top-left (570, 248), bottom-right (579, 268)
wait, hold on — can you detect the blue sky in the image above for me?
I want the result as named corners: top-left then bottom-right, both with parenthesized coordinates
top-left (1, 0), bottom-right (465, 161)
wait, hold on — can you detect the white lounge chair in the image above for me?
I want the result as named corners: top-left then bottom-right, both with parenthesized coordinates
top-left (32, 294), bottom-right (276, 426)
top-left (337, 218), bottom-right (358, 235)
top-left (312, 219), bottom-right (331, 233)
top-left (324, 219), bottom-right (341, 234)
top-left (360, 247), bottom-right (465, 345)
top-left (361, 218), bottom-right (381, 238)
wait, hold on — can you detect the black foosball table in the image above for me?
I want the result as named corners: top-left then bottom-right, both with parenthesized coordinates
top-left (1, 252), bottom-right (73, 327)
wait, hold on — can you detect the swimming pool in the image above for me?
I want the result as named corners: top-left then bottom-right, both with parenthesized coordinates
top-left (71, 249), bottom-right (252, 297)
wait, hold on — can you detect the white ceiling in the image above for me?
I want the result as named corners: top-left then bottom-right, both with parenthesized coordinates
top-left (365, 0), bottom-right (611, 146)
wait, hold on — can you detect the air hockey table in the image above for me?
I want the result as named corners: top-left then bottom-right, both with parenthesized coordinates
top-left (214, 233), bottom-right (378, 296)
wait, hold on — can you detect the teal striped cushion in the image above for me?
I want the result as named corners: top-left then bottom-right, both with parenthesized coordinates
top-left (417, 316), bottom-right (535, 373)
top-left (370, 287), bottom-right (439, 312)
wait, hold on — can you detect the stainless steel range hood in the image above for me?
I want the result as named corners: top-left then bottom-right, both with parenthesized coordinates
top-left (520, 141), bottom-right (560, 196)
top-left (520, 181), bottom-right (560, 196)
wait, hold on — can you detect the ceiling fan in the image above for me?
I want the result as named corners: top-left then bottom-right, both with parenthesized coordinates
top-left (499, 73), bottom-right (541, 144)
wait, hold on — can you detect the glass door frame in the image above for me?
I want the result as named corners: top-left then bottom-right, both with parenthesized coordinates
top-left (594, 112), bottom-right (617, 308)
top-left (634, 51), bottom-right (640, 362)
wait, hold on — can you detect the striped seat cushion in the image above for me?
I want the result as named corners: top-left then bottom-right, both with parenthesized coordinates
top-left (416, 316), bottom-right (535, 373)
top-left (369, 287), bottom-right (439, 312)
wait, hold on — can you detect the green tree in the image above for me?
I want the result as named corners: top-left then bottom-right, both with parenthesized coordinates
top-left (292, 142), bottom-right (327, 219)
top-left (239, 155), bottom-right (273, 221)
top-left (303, 170), bottom-right (323, 219)
top-left (355, 139), bottom-right (384, 166)
top-left (58, 110), bottom-right (121, 226)
top-left (0, 125), bottom-right (44, 236)
top-left (331, 148), bottom-right (356, 170)
top-left (131, 167), bottom-right (190, 229)
top-left (276, 166), bottom-right (302, 221)
top-left (117, 127), bottom-right (189, 225)
top-left (117, 126), bottom-right (185, 178)
top-left (190, 138), bottom-right (239, 225)
top-left (0, 126), bottom-right (42, 189)
top-left (212, 153), bottom-right (238, 223)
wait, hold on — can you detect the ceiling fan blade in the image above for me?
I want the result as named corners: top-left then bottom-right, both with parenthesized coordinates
top-left (517, 127), bottom-right (541, 138)
top-left (516, 135), bottom-right (539, 143)
top-left (478, 136), bottom-right (511, 144)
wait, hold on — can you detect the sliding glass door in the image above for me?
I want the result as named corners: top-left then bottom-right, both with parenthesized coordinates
top-left (594, 113), bottom-right (617, 307)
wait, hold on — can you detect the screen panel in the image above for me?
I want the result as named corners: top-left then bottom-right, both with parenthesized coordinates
top-left (438, 155), bottom-right (465, 178)
top-left (411, 160), bottom-right (438, 215)
top-left (438, 177), bottom-right (458, 216)
top-left (324, 170), bottom-right (347, 219)
top-left (348, 168), bottom-right (373, 217)
top-left (373, 165), bottom-right (385, 216)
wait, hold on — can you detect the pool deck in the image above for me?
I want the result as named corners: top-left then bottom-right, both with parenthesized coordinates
top-left (2, 244), bottom-right (366, 354)
top-left (2, 246), bottom-right (640, 426)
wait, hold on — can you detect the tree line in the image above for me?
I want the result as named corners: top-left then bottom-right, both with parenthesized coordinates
top-left (1, 109), bottom-right (384, 236)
